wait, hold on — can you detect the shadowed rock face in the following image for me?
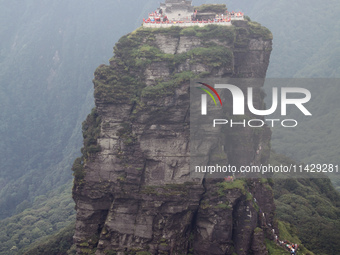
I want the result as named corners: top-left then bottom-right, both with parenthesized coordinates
top-left (73, 20), bottom-right (274, 255)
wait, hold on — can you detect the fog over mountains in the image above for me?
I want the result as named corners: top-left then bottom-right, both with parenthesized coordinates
top-left (0, 0), bottom-right (339, 254)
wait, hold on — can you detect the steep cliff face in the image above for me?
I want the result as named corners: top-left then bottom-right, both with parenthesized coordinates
top-left (72, 20), bottom-right (274, 255)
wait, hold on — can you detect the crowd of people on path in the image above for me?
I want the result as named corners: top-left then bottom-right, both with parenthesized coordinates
top-left (143, 8), bottom-right (244, 24)
top-left (278, 240), bottom-right (299, 254)
top-left (266, 210), bottom-right (299, 254)
top-left (144, 9), bottom-right (169, 23)
top-left (221, 177), bottom-right (300, 254)
top-left (246, 183), bottom-right (300, 255)
top-left (211, 11), bottom-right (244, 22)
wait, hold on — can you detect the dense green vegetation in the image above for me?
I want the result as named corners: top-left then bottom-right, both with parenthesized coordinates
top-left (275, 179), bottom-right (340, 255)
top-left (270, 152), bottom-right (340, 255)
top-left (277, 221), bottom-right (313, 255)
top-left (22, 223), bottom-right (75, 255)
top-left (0, 183), bottom-right (75, 255)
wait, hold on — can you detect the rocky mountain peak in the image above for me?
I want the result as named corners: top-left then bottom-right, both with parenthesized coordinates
top-left (72, 16), bottom-right (274, 255)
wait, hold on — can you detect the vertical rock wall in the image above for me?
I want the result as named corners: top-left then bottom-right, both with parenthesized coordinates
top-left (72, 20), bottom-right (275, 255)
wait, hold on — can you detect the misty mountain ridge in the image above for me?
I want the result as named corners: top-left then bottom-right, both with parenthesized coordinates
top-left (0, 0), bottom-right (339, 254)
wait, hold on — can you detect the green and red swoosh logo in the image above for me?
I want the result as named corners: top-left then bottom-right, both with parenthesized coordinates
top-left (196, 82), bottom-right (223, 106)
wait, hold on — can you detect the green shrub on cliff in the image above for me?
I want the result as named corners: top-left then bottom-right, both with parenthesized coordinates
top-left (180, 25), bottom-right (235, 43)
top-left (248, 21), bottom-right (273, 40)
top-left (141, 71), bottom-right (196, 98)
top-left (72, 108), bottom-right (101, 185)
top-left (195, 4), bottom-right (227, 14)
top-left (265, 239), bottom-right (290, 255)
top-left (82, 109), bottom-right (101, 155)
top-left (187, 46), bottom-right (233, 67)
top-left (217, 179), bottom-right (247, 196)
top-left (93, 65), bottom-right (142, 103)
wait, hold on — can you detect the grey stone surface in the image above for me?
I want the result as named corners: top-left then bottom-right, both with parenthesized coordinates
top-left (160, 0), bottom-right (194, 21)
top-left (73, 21), bottom-right (275, 255)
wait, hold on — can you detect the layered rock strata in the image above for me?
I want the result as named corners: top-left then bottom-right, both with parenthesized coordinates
top-left (72, 20), bottom-right (275, 255)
